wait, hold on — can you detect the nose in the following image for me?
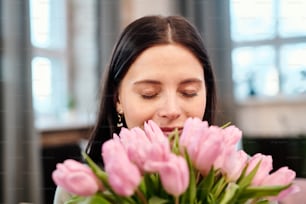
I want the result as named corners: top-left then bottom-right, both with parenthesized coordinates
top-left (158, 94), bottom-right (182, 120)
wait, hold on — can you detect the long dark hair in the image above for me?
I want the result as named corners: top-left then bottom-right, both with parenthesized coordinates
top-left (86, 15), bottom-right (217, 164)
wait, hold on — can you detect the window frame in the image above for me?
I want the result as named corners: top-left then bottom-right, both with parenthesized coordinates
top-left (230, 0), bottom-right (306, 101)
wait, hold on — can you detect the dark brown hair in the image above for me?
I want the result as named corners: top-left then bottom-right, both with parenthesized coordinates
top-left (86, 15), bottom-right (217, 164)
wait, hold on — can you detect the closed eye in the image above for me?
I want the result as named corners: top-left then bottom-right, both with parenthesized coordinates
top-left (181, 91), bottom-right (198, 97)
top-left (141, 93), bottom-right (158, 99)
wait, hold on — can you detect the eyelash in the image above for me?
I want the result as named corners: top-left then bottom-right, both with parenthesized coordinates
top-left (141, 91), bottom-right (197, 99)
top-left (141, 93), bottom-right (158, 99)
top-left (182, 92), bottom-right (198, 97)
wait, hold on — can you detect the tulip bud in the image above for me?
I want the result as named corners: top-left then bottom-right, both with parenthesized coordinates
top-left (246, 153), bottom-right (273, 186)
top-left (102, 136), bottom-right (141, 196)
top-left (52, 159), bottom-right (102, 196)
top-left (145, 154), bottom-right (189, 197)
top-left (261, 167), bottom-right (298, 201)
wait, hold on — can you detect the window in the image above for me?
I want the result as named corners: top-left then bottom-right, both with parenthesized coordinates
top-left (29, 0), bottom-right (68, 119)
top-left (230, 0), bottom-right (306, 100)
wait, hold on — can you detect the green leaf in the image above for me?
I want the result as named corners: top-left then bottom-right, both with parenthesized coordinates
top-left (82, 152), bottom-right (118, 196)
top-left (143, 173), bottom-right (159, 197)
top-left (82, 152), bottom-right (108, 183)
top-left (198, 167), bottom-right (215, 201)
top-left (219, 183), bottom-right (239, 204)
top-left (237, 160), bottom-right (261, 189)
top-left (255, 200), bottom-right (270, 204)
top-left (65, 196), bottom-right (85, 204)
top-left (211, 175), bottom-right (227, 199)
top-left (238, 184), bottom-right (290, 200)
top-left (207, 193), bottom-right (216, 204)
top-left (148, 196), bottom-right (169, 204)
top-left (65, 195), bottom-right (112, 204)
top-left (180, 149), bottom-right (196, 204)
top-left (139, 178), bottom-right (147, 197)
top-left (82, 195), bottom-right (113, 204)
top-left (220, 122), bottom-right (232, 129)
top-left (169, 128), bottom-right (180, 154)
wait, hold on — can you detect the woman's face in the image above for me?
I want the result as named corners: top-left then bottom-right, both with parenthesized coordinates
top-left (116, 44), bottom-right (206, 136)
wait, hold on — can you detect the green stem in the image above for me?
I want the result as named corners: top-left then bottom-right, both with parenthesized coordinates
top-left (196, 171), bottom-right (201, 184)
top-left (175, 196), bottom-right (179, 204)
top-left (136, 189), bottom-right (147, 204)
top-left (220, 121), bottom-right (231, 129)
top-left (213, 177), bottom-right (227, 199)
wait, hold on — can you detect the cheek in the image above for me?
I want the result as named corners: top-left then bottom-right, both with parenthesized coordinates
top-left (185, 96), bottom-right (206, 118)
top-left (123, 100), bottom-right (156, 129)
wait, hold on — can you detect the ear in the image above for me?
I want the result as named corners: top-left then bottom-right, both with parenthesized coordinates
top-left (116, 102), bottom-right (123, 114)
top-left (115, 92), bottom-right (123, 114)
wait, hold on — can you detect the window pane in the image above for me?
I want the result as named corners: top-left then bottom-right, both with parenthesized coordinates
top-left (30, 0), bottom-right (50, 47)
top-left (32, 57), bottom-right (68, 118)
top-left (230, 0), bottom-right (275, 42)
top-left (279, 0), bottom-right (306, 37)
top-left (280, 44), bottom-right (306, 94)
top-left (32, 57), bottom-right (52, 114)
top-left (232, 46), bottom-right (278, 99)
top-left (30, 0), bottom-right (66, 48)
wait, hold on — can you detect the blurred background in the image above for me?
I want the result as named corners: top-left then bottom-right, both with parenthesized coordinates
top-left (1, 0), bottom-right (306, 203)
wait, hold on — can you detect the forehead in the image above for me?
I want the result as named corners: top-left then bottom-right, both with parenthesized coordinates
top-left (133, 44), bottom-right (198, 65)
top-left (123, 44), bottom-right (204, 81)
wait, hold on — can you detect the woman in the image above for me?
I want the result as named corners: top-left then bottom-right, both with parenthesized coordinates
top-left (53, 15), bottom-right (217, 203)
top-left (86, 15), bottom-right (216, 165)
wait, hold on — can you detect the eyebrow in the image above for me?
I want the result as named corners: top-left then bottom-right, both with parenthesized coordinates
top-left (133, 80), bottom-right (161, 85)
top-left (133, 78), bottom-right (203, 85)
top-left (179, 78), bottom-right (203, 85)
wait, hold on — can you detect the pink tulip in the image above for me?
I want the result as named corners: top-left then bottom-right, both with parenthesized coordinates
top-left (246, 153), bottom-right (273, 186)
top-left (145, 154), bottom-right (189, 197)
top-left (144, 120), bottom-right (168, 143)
top-left (52, 159), bottom-right (102, 196)
top-left (221, 150), bottom-right (249, 181)
top-left (222, 125), bottom-right (242, 147)
top-left (180, 118), bottom-right (223, 175)
top-left (179, 117), bottom-right (209, 150)
top-left (261, 167), bottom-right (299, 201)
top-left (193, 126), bottom-right (224, 175)
top-left (213, 125), bottom-right (242, 170)
top-left (262, 167), bottom-right (296, 186)
top-left (119, 127), bottom-right (152, 172)
top-left (144, 120), bottom-right (171, 161)
top-left (119, 122), bottom-right (171, 173)
top-left (102, 135), bottom-right (141, 196)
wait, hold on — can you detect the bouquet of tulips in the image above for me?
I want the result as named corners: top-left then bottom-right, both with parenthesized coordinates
top-left (52, 117), bottom-right (299, 204)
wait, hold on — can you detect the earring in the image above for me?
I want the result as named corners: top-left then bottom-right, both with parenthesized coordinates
top-left (117, 112), bottom-right (123, 128)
